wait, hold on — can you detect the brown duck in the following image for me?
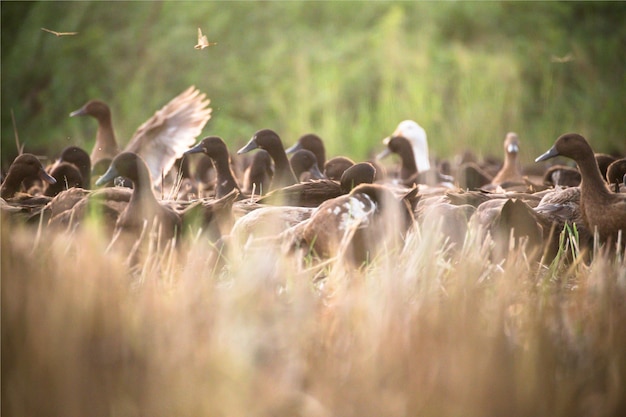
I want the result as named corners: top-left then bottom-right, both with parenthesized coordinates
top-left (71, 86), bottom-right (212, 188)
top-left (536, 133), bottom-right (626, 246)
top-left (184, 136), bottom-right (242, 199)
top-left (96, 152), bottom-right (182, 241)
top-left (237, 129), bottom-right (298, 190)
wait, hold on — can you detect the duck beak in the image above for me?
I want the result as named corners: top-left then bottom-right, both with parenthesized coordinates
top-left (376, 148), bottom-right (392, 160)
top-left (382, 136), bottom-right (391, 146)
top-left (309, 163), bottom-right (325, 180)
top-left (507, 143), bottom-right (519, 153)
top-left (39, 168), bottom-right (57, 185)
top-left (95, 165), bottom-right (119, 186)
top-left (184, 142), bottom-right (205, 156)
top-left (237, 137), bottom-right (258, 154)
top-left (535, 145), bottom-right (559, 162)
top-left (285, 142), bottom-right (302, 155)
top-left (69, 106), bottom-right (87, 117)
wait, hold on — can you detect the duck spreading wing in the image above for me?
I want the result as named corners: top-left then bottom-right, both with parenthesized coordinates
top-left (125, 86), bottom-right (212, 186)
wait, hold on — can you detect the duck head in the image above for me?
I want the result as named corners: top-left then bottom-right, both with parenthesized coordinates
top-left (384, 120), bottom-right (430, 172)
top-left (69, 100), bottom-right (112, 122)
top-left (185, 136), bottom-right (230, 160)
top-left (238, 128), bottom-right (283, 155)
top-left (504, 132), bottom-right (519, 155)
top-left (339, 162), bottom-right (376, 193)
top-left (96, 152), bottom-right (151, 187)
top-left (1, 154), bottom-right (56, 199)
top-left (290, 149), bottom-right (324, 180)
top-left (286, 133), bottom-right (325, 167)
top-left (535, 133), bottom-right (593, 163)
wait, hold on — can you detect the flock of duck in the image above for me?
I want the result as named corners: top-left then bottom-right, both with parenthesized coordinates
top-left (2, 86), bottom-right (625, 267)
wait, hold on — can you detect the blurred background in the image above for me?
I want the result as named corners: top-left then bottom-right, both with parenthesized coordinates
top-left (2, 1), bottom-right (625, 172)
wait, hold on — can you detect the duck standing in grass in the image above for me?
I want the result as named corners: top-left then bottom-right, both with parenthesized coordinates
top-left (96, 152), bottom-right (181, 242)
top-left (71, 86), bottom-right (212, 188)
top-left (536, 133), bottom-right (626, 248)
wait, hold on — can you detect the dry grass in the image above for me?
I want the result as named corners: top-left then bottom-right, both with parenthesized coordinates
top-left (2, 214), bottom-right (626, 417)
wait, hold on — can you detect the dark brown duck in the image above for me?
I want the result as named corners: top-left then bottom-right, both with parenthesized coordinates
top-left (184, 136), bottom-right (242, 199)
top-left (536, 133), bottom-right (626, 246)
top-left (237, 129), bottom-right (298, 190)
top-left (96, 152), bottom-right (182, 241)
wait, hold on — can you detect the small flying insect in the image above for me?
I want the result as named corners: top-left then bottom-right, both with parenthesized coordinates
top-left (194, 28), bottom-right (217, 50)
top-left (41, 27), bottom-right (78, 37)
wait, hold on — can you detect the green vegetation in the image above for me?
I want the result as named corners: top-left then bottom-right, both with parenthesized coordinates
top-left (2, 1), bottom-right (625, 170)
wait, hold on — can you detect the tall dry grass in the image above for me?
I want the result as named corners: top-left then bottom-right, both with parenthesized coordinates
top-left (2, 212), bottom-right (626, 417)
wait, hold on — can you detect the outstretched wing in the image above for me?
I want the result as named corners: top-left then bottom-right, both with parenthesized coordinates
top-left (125, 86), bottom-right (212, 187)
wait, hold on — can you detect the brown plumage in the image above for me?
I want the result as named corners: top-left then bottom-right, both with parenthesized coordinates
top-left (606, 158), bottom-right (626, 192)
top-left (289, 149), bottom-right (325, 181)
top-left (237, 129), bottom-right (298, 190)
top-left (491, 132), bottom-right (524, 186)
top-left (324, 156), bottom-right (354, 181)
top-left (243, 150), bottom-right (273, 196)
top-left (184, 136), bottom-right (242, 199)
top-left (1, 154), bottom-right (56, 199)
top-left (70, 86), bottom-right (212, 187)
top-left (95, 152), bottom-right (181, 241)
top-left (256, 162), bottom-right (376, 207)
top-left (536, 133), bottom-right (626, 247)
top-left (285, 183), bottom-right (417, 266)
top-left (285, 133), bottom-right (326, 168)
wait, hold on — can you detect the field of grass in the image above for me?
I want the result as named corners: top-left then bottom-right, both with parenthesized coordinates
top-left (3, 3), bottom-right (626, 416)
top-left (3, 211), bottom-right (626, 416)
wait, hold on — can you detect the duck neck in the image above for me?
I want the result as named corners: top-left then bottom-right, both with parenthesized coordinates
top-left (212, 155), bottom-right (241, 197)
top-left (129, 175), bottom-right (160, 214)
top-left (412, 144), bottom-right (431, 172)
top-left (92, 113), bottom-right (120, 163)
top-left (400, 147), bottom-right (419, 180)
top-left (269, 150), bottom-right (297, 187)
top-left (578, 154), bottom-right (612, 199)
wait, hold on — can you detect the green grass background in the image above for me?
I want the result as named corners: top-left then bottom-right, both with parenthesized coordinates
top-left (2, 1), bottom-right (625, 170)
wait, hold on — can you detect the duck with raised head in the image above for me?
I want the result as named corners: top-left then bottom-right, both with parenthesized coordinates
top-left (491, 132), bottom-right (524, 187)
top-left (237, 129), bottom-right (298, 190)
top-left (382, 121), bottom-right (453, 186)
top-left (536, 133), bottom-right (626, 247)
top-left (184, 136), bottom-right (242, 199)
top-left (96, 152), bottom-right (181, 241)
top-left (383, 120), bottom-right (431, 173)
top-left (285, 133), bottom-right (326, 169)
top-left (70, 86), bottom-right (212, 188)
top-left (377, 135), bottom-right (452, 188)
top-left (284, 183), bottom-right (417, 266)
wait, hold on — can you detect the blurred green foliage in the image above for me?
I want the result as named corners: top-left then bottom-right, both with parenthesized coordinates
top-left (2, 1), bottom-right (625, 170)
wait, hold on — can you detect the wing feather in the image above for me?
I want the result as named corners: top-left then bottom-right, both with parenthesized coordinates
top-left (125, 86), bottom-right (212, 186)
